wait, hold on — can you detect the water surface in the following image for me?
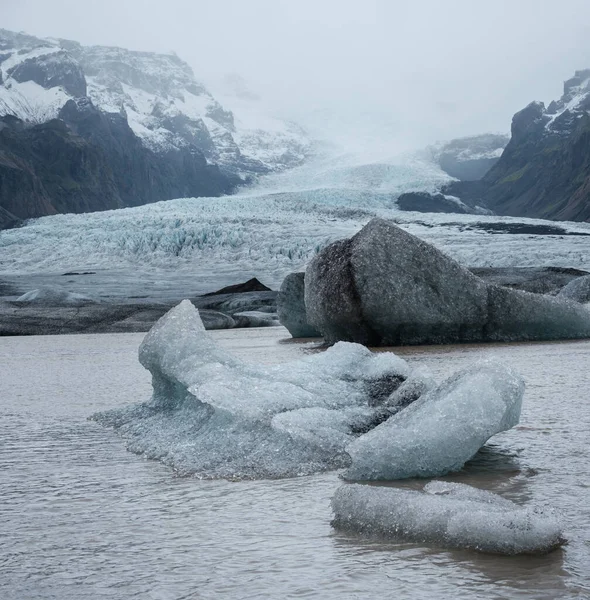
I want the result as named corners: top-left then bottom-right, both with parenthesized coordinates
top-left (1, 329), bottom-right (589, 599)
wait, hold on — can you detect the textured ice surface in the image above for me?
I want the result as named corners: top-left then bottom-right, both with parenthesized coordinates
top-left (558, 275), bottom-right (590, 303)
top-left (331, 482), bottom-right (565, 555)
top-left (344, 361), bottom-right (524, 480)
top-left (305, 218), bottom-right (590, 346)
top-left (15, 285), bottom-right (96, 306)
top-left (93, 300), bottom-right (422, 479)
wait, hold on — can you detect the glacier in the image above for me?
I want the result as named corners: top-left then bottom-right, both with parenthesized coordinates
top-left (331, 482), bottom-right (565, 555)
top-left (344, 361), bottom-right (525, 480)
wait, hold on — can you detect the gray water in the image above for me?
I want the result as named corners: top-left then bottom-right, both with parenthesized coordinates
top-left (1, 328), bottom-right (590, 599)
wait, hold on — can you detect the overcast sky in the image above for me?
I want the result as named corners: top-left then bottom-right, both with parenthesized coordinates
top-left (4, 0), bottom-right (590, 151)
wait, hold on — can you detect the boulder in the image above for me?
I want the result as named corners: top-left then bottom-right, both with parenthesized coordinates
top-left (202, 278), bottom-right (271, 296)
top-left (277, 272), bottom-right (321, 338)
top-left (304, 218), bottom-right (590, 346)
top-left (558, 275), bottom-right (590, 303)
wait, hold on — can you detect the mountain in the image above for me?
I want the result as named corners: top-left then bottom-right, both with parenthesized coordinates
top-left (431, 133), bottom-right (509, 181)
top-left (0, 29), bottom-right (310, 226)
top-left (446, 70), bottom-right (590, 222)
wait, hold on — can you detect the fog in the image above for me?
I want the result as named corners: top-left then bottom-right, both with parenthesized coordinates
top-left (4, 0), bottom-right (590, 152)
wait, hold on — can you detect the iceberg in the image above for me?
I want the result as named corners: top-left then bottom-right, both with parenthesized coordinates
top-left (92, 300), bottom-right (424, 479)
top-left (331, 482), bottom-right (565, 555)
top-left (344, 361), bottom-right (524, 480)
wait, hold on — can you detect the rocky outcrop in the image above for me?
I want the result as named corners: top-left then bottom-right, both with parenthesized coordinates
top-left (0, 99), bottom-right (236, 222)
top-left (202, 277), bottom-right (271, 296)
top-left (396, 191), bottom-right (474, 214)
top-left (304, 218), bottom-right (590, 346)
top-left (277, 272), bottom-right (320, 338)
top-left (445, 71), bottom-right (590, 222)
top-left (433, 133), bottom-right (509, 181)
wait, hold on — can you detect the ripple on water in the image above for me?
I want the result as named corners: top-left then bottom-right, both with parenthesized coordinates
top-left (1, 331), bottom-right (589, 599)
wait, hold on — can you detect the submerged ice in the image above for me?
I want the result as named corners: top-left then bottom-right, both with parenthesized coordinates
top-left (331, 482), bottom-right (565, 555)
top-left (93, 301), bottom-right (527, 480)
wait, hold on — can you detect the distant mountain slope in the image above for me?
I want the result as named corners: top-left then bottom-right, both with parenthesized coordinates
top-left (431, 133), bottom-right (509, 181)
top-left (0, 29), bottom-right (310, 225)
top-left (446, 70), bottom-right (590, 222)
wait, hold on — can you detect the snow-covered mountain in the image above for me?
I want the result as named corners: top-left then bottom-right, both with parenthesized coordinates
top-left (0, 29), bottom-right (310, 176)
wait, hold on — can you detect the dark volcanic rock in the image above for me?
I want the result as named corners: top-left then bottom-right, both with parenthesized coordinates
top-left (202, 278), bottom-right (271, 296)
top-left (435, 133), bottom-right (509, 181)
top-left (193, 291), bottom-right (277, 315)
top-left (444, 72), bottom-right (590, 222)
top-left (8, 49), bottom-right (87, 97)
top-left (396, 191), bottom-right (471, 214)
top-left (277, 272), bottom-right (321, 338)
top-left (304, 218), bottom-right (590, 346)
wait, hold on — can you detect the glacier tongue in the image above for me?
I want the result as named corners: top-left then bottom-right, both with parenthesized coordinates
top-left (331, 482), bottom-right (565, 555)
top-left (344, 361), bottom-right (525, 480)
top-left (93, 300), bottom-right (419, 479)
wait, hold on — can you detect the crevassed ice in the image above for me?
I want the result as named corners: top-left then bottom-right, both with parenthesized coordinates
top-left (344, 361), bottom-right (525, 480)
top-left (92, 300), bottom-right (418, 479)
top-left (331, 482), bottom-right (565, 555)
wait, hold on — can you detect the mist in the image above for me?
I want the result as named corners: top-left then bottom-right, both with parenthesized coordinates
top-left (4, 0), bottom-right (590, 152)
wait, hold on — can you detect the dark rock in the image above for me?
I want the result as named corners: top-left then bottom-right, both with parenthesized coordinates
top-left (304, 218), bottom-right (590, 346)
top-left (8, 49), bottom-right (87, 97)
top-left (397, 191), bottom-right (471, 214)
top-left (193, 291), bottom-right (277, 315)
top-left (435, 133), bottom-right (509, 181)
top-left (277, 272), bottom-right (321, 338)
top-left (202, 278), bottom-right (271, 296)
top-left (443, 72), bottom-right (590, 222)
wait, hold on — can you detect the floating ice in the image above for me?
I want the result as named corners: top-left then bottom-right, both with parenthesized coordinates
top-left (93, 300), bottom-right (424, 479)
top-left (331, 482), bottom-right (565, 555)
top-left (344, 361), bottom-right (524, 480)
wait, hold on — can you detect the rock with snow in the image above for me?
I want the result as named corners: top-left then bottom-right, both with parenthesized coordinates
top-left (396, 191), bottom-right (477, 214)
top-left (92, 299), bottom-right (426, 479)
top-left (277, 272), bottom-right (321, 338)
top-left (0, 28), bottom-right (310, 176)
top-left (344, 361), bottom-right (524, 480)
top-left (432, 133), bottom-right (509, 181)
top-left (15, 285), bottom-right (96, 306)
top-left (331, 482), bottom-right (565, 555)
top-left (304, 218), bottom-right (590, 346)
top-left (558, 274), bottom-right (590, 303)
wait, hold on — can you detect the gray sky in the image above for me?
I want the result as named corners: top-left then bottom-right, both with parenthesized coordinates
top-left (4, 0), bottom-right (590, 151)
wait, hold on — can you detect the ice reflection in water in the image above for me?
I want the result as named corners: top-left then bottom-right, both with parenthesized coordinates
top-left (1, 329), bottom-right (589, 599)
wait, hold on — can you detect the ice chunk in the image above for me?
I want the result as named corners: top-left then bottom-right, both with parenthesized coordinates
top-left (15, 285), bottom-right (96, 306)
top-left (331, 483), bottom-right (565, 555)
top-left (558, 274), bottom-right (590, 304)
top-left (344, 361), bottom-right (524, 480)
top-left (305, 218), bottom-right (590, 345)
top-left (93, 300), bottom-right (418, 479)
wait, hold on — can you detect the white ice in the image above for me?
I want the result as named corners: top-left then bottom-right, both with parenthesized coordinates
top-left (331, 482), bottom-right (565, 555)
top-left (93, 300), bottom-right (419, 479)
top-left (344, 361), bottom-right (525, 480)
